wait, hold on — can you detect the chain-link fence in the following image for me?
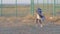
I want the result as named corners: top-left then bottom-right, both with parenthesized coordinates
top-left (0, 0), bottom-right (60, 17)
top-left (0, 0), bottom-right (34, 17)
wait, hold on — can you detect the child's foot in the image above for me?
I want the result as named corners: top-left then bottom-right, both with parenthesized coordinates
top-left (40, 24), bottom-right (43, 27)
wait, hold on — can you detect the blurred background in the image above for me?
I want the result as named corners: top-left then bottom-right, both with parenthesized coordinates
top-left (0, 0), bottom-right (60, 26)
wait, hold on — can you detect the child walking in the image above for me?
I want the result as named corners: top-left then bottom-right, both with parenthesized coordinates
top-left (36, 8), bottom-right (45, 27)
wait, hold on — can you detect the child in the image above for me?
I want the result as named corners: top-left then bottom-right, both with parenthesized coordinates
top-left (36, 8), bottom-right (45, 27)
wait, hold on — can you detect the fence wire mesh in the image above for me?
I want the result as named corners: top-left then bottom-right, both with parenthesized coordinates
top-left (0, 0), bottom-right (60, 17)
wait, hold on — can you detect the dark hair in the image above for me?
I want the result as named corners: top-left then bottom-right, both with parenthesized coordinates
top-left (38, 8), bottom-right (41, 10)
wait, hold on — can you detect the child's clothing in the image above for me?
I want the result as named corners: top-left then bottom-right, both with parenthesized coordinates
top-left (37, 14), bottom-right (41, 19)
top-left (37, 8), bottom-right (45, 21)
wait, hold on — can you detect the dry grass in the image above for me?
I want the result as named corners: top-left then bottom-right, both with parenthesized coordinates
top-left (0, 14), bottom-right (60, 27)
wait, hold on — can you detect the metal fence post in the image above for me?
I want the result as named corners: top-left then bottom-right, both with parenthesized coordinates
top-left (1, 0), bottom-right (2, 16)
top-left (16, 0), bottom-right (17, 17)
top-left (31, 0), bottom-right (34, 16)
top-left (53, 0), bottom-right (56, 17)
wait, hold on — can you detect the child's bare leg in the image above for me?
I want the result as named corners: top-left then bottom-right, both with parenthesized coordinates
top-left (39, 19), bottom-right (43, 27)
top-left (39, 19), bottom-right (42, 24)
top-left (36, 19), bottom-right (38, 24)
